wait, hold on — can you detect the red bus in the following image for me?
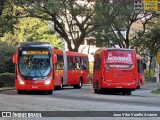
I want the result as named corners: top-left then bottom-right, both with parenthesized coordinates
top-left (53, 49), bottom-right (89, 89)
top-left (136, 54), bottom-right (146, 89)
top-left (93, 48), bottom-right (138, 95)
top-left (13, 42), bottom-right (56, 94)
top-left (13, 42), bottom-right (89, 94)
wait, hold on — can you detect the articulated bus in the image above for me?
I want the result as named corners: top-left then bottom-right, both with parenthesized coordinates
top-left (136, 54), bottom-right (146, 89)
top-left (93, 48), bottom-right (138, 95)
top-left (13, 42), bottom-right (89, 94)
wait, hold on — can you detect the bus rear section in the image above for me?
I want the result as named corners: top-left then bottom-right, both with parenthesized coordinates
top-left (66, 51), bottom-right (89, 88)
top-left (13, 42), bottom-right (57, 94)
top-left (52, 49), bottom-right (89, 89)
top-left (93, 49), bottom-right (137, 95)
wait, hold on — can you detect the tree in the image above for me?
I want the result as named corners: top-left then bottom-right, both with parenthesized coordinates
top-left (132, 21), bottom-right (160, 80)
top-left (14, 0), bottom-right (96, 51)
top-left (0, 41), bottom-right (16, 73)
top-left (0, 0), bottom-right (18, 37)
top-left (1, 17), bottom-right (62, 48)
top-left (92, 0), bottom-right (156, 48)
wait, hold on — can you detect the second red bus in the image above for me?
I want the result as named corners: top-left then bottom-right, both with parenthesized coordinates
top-left (93, 48), bottom-right (138, 95)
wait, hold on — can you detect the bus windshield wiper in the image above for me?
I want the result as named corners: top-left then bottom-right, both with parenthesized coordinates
top-left (28, 65), bottom-right (44, 79)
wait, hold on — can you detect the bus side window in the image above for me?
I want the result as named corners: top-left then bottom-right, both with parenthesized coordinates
top-left (94, 55), bottom-right (101, 71)
top-left (68, 56), bottom-right (75, 70)
top-left (81, 57), bottom-right (88, 70)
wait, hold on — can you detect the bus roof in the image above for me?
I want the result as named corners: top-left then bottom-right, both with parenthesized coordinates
top-left (52, 49), bottom-right (63, 55)
top-left (66, 51), bottom-right (88, 57)
top-left (103, 48), bottom-right (134, 51)
top-left (94, 48), bottom-right (135, 57)
top-left (19, 42), bottom-right (52, 48)
top-left (52, 49), bottom-right (88, 57)
top-left (95, 48), bottom-right (135, 53)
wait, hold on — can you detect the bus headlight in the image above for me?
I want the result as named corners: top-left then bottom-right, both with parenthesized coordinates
top-left (45, 77), bottom-right (52, 85)
top-left (17, 75), bottom-right (25, 85)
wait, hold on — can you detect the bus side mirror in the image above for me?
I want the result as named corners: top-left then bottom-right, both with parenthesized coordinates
top-left (52, 54), bottom-right (57, 64)
top-left (13, 54), bottom-right (18, 64)
top-left (143, 63), bottom-right (146, 69)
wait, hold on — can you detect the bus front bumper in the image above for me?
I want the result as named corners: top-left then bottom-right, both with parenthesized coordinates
top-left (16, 81), bottom-right (54, 91)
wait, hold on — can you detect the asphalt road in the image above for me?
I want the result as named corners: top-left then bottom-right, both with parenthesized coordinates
top-left (0, 83), bottom-right (160, 119)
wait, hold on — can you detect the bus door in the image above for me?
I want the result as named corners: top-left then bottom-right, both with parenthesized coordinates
top-left (105, 50), bottom-right (134, 84)
top-left (54, 54), bottom-right (64, 86)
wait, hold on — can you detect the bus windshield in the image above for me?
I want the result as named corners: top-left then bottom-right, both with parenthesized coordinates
top-left (18, 51), bottom-right (51, 80)
top-left (106, 50), bottom-right (133, 69)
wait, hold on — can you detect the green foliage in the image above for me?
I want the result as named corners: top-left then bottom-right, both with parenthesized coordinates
top-left (144, 69), bottom-right (155, 82)
top-left (1, 18), bottom-right (62, 48)
top-left (92, 1), bottom-right (134, 48)
top-left (0, 73), bottom-right (15, 87)
top-left (0, 41), bottom-right (16, 73)
top-left (151, 88), bottom-right (160, 94)
top-left (132, 20), bottom-right (160, 79)
top-left (0, 0), bottom-right (18, 37)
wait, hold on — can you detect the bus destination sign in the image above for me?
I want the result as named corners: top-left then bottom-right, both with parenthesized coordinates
top-left (22, 51), bottom-right (48, 55)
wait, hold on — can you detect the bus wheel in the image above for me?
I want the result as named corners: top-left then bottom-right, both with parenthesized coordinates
top-left (122, 91), bottom-right (131, 95)
top-left (127, 91), bottom-right (132, 95)
top-left (58, 81), bottom-right (63, 90)
top-left (94, 82), bottom-right (101, 94)
top-left (137, 85), bottom-right (140, 89)
top-left (94, 89), bottom-right (97, 93)
top-left (94, 89), bottom-right (101, 94)
top-left (17, 90), bottom-right (23, 94)
top-left (74, 78), bottom-right (82, 89)
top-left (47, 90), bottom-right (53, 94)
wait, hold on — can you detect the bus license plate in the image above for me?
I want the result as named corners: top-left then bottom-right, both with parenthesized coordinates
top-left (32, 86), bottom-right (38, 88)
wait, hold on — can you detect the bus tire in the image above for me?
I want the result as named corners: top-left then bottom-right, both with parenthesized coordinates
top-left (47, 90), bottom-right (53, 94)
top-left (127, 90), bottom-right (132, 95)
top-left (94, 89), bottom-right (97, 93)
top-left (74, 78), bottom-right (82, 89)
top-left (58, 80), bottom-right (63, 90)
top-left (137, 85), bottom-right (140, 89)
top-left (17, 90), bottom-right (23, 94)
top-left (94, 82), bottom-right (101, 94)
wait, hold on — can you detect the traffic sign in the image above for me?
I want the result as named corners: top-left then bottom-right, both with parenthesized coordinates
top-left (143, 0), bottom-right (158, 11)
top-left (157, 52), bottom-right (160, 64)
top-left (134, 0), bottom-right (143, 13)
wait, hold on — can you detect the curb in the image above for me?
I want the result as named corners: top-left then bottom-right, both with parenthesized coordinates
top-left (0, 87), bottom-right (15, 92)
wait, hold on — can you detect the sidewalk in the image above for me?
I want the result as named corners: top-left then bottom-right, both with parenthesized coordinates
top-left (0, 87), bottom-right (15, 92)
